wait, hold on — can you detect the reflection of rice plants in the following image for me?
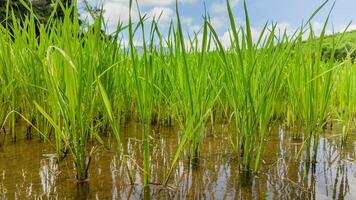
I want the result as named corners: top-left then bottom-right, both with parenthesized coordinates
top-left (39, 154), bottom-right (60, 197)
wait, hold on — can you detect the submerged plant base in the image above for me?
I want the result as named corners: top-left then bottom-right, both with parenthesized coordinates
top-left (189, 156), bottom-right (200, 169)
top-left (290, 137), bottom-right (304, 143)
top-left (143, 186), bottom-right (151, 200)
top-left (0, 132), bottom-right (5, 148)
top-left (77, 178), bottom-right (89, 185)
top-left (76, 183), bottom-right (90, 199)
top-left (239, 170), bottom-right (254, 187)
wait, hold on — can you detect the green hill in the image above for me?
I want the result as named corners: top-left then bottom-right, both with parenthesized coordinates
top-left (322, 30), bottom-right (356, 61)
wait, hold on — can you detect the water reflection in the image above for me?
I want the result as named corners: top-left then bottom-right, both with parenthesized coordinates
top-left (0, 175), bottom-right (7, 199)
top-left (0, 123), bottom-right (355, 199)
top-left (39, 154), bottom-right (59, 198)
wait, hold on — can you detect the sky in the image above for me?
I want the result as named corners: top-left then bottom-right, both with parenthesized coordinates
top-left (78, 0), bottom-right (356, 47)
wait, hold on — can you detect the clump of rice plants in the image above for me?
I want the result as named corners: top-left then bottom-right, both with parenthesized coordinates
top-left (170, 6), bottom-right (220, 166)
top-left (287, 15), bottom-right (351, 169)
top-left (333, 51), bottom-right (356, 144)
top-left (0, 19), bottom-right (18, 142)
top-left (206, 0), bottom-right (286, 174)
top-left (161, 6), bottom-right (223, 187)
top-left (33, 4), bottom-right (119, 182)
top-left (128, 0), bottom-right (156, 187)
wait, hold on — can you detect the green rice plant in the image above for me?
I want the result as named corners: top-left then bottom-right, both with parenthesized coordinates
top-left (163, 5), bottom-right (221, 185)
top-left (0, 1), bottom-right (12, 132)
top-left (333, 49), bottom-right (356, 144)
top-left (205, 0), bottom-right (286, 174)
top-left (173, 7), bottom-right (220, 163)
top-left (33, 4), bottom-right (110, 182)
top-left (287, 14), bottom-right (348, 167)
top-left (284, 34), bottom-right (306, 139)
top-left (146, 21), bottom-right (176, 127)
top-left (0, 0), bottom-right (67, 141)
top-left (151, 21), bottom-right (182, 127)
top-left (283, 1), bottom-right (331, 137)
top-left (128, 0), bottom-right (155, 187)
top-left (0, 10), bottom-right (53, 145)
top-left (0, 72), bottom-right (6, 140)
top-left (97, 80), bottom-right (122, 150)
top-left (9, 15), bottom-right (51, 138)
top-left (94, 26), bottom-right (129, 128)
top-left (0, 16), bottom-right (19, 141)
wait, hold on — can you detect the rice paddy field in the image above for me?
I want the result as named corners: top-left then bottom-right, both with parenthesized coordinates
top-left (0, 0), bottom-right (355, 199)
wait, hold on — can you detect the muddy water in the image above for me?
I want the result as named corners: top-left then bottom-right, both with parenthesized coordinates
top-left (0, 122), bottom-right (355, 199)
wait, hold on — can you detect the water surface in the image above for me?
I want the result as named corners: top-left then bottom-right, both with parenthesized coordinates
top-left (0, 122), bottom-right (355, 199)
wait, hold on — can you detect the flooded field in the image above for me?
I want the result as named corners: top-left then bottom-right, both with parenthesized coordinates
top-left (1, 0), bottom-right (355, 199)
top-left (0, 122), bottom-right (355, 199)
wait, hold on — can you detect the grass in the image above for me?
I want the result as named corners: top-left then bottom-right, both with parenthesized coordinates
top-left (0, 0), bottom-right (354, 187)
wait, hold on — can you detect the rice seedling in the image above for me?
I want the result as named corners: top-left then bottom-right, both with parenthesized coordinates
top-left (287, 16), bottom-right (352, 169)
top-left (204, 0), bottom-right (287, 174)
top-left (162, 6), bottom-right (222, 187)
top-left (128, 0), bottom-right (155, 187)
top-left (333, 50), bottom-right (356, 144)
top-left (172, 5), bottom-right (220, 162)
top-left (33, 4), bottom-right (115, 182)
top-left (0, 19), bottom-right (18, 142)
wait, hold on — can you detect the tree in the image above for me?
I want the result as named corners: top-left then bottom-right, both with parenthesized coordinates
top-left (0, 0), bottom-right (73, 26)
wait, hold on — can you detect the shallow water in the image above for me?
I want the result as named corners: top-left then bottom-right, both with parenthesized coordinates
top-left (0, 122), bottom-right (355, 199)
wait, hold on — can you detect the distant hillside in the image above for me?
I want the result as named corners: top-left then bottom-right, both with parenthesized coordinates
top-left (322, 30), bottom-right (356, 61)
top-left (324, 29), bottom-right (356, 46)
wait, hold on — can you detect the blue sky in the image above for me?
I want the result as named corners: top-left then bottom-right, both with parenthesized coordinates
top-left (79, 0), bottom-right (356, 46)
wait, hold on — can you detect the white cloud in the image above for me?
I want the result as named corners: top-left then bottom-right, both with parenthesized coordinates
top-left (103, 1), bottom-right (136, 24)
top-left (181, 16), bottom-right (202, 33)
top-left (272, 22), bottom-right (296, 37)
top-left (312, 21), bottom-right (323, 33)
top-left (79, 0), bottom-right (201, 33)
top-left (120, 38), bottom-right (143, 47)
top-left (349, 23), bottom-right (356, 31)
top-left (334, 22), bottom-right (356, 33)
top-left (210, 0), bottom-right (240, 14)
top-left (79, 0), bottom-right (178, 32)
top-left (211, 16), bottom-right (224, 30)
top-left (250, 27), bottom-right (261, 42)
top-left (148, 7), bottom-right (174, 24)
top-left (182, 16), bottom-right (193, 26)
top-left (189, 25), bottom-right (201, 33)
top-left (221, 30), bottom-right (233, 48)
top-left (219, 26), bottom-right (261, 48)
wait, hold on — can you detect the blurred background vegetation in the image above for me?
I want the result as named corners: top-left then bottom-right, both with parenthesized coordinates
top-left (0, 0), bottom-right (72, 24)
top-left (322, 30), bottom-right (356, 61)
